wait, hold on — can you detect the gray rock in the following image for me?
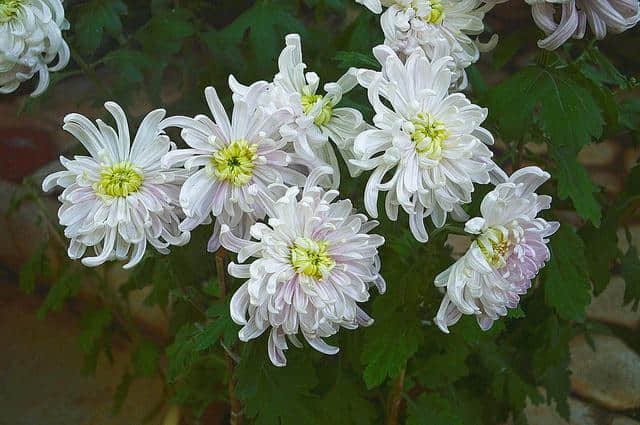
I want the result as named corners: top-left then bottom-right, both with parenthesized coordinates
top-left (523, 396), bottom-right (606, 425)
top-left (611, 417), bottom-right (640, 425)
top-left (587, 276), bottom-right (640, 329)
top-left (570, 334), bottom-right (640, 410)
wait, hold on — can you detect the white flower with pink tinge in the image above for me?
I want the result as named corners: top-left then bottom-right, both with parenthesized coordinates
top-left (434, 166), bottom-right (559, 332)
top-left (42, 102), bottom-right (190, 269)
top-left (221, 167), bottom-right (386, 367)
top-left (528, 0), bottom-right (639, 50)
top-left (161, 81), bottom-right (307, 252)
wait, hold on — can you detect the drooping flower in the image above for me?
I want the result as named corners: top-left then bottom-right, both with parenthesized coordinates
top-left (353, 46), bottom-right (503, 243)
top-left (529, 0), bottom-right (639, 50)
top-left (161, 81), bottom-right (308, 252)
top-left (229, 34), bottom-right (369, 187)
top-left (222, 167), bottom-right (386, 367)
top-left (42, 102), bottom-right (190, 269)
top-left (354, 0), bottom-right (498, 80)
top-left (434, 167), bottom-right (559, 332)
top-left (1, 0), bottom-right (70, 96)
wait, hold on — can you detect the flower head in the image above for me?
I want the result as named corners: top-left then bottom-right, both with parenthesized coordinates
top-left (161, 81), bottom-right (308, 252)
top-left (1, 0), bottom-right (70, 96)
top-left (434, 167), bottom-right (560, 332)
top-left (42, 102), bottom-right (190, 269)
top-left (355, 0), bottom-right (497, 81)
top-left (529, 0), bottom-right (639, 50)
top-left (229, 34), bottom-right (370, 188)
top-left (222, 167), bottom-right (386, 367)
top-left (354, 46), bottom-right (503, 243)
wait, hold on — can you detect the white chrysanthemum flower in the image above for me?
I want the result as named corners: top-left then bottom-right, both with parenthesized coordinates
top-left (230, 34), bottom-right (369, 187)
top-left (42, 102), bottom-right (190, 269)
top-left (0, 0), bottom-right (70, 96)
top-left (434, 167), bottom-right (559, 332)
top-left (221, 167), bottom-right (386, 367)
top-left (161, 81), bottom-right (309, 252)
top-left (529, 0), bottom-right (640, 50)
top-left (354, 0), bottom-right (498, 76)
top-left (354, 46), bottom-right (503, 243)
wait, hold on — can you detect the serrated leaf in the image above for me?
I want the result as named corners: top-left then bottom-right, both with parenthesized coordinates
top-left (209, 1), bottom-right (305, 72)
top-left (361, 286), bottom-right (423, 388)
top-left (104, 49), bottom-right (153, 84)
top-left (74, 0), bottom-right (128, 54)
top-left (406, 393), bottom-right (464, 425)
top-left (19, 242), bottom-right (49, 294)
top-left (322, 375), bottom-right (377, 425)
top-left (333, 51), bottom-right (379, 70)
top-left (550, 145), bottom-right (602, 226)
top-left (166, 323), bottom-right (199, 382)
top-left (78, 308), bottom-right (112, 375)
top-left (544, 226), bottom-right (591, 321)
top-left (236, 345), bottom-right (319, 425)
top-left (136, 8), bottom-right (195, 56)
top-left (489, 66), bottom-right (603, 151)
top-left (37, 268), bottom-right (82, 319)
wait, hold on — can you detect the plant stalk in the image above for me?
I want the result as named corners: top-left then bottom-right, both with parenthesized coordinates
top-left (216, 248), bottom-right (243, 425)
top-left (386, 367), bottom-right (406, 425)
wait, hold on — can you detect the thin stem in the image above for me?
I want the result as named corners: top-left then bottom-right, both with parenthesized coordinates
top-left (386, 367), bottom-right (406, 425)
top-left (216, 248), bottom-right (243, 425)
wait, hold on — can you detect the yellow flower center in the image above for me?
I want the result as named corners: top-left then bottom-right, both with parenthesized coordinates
top-left (301, 94), bottom-right (333, 127)
top-left (410, 113), bottom-right (449, 161)
top-left (477, 227), bottom-right (513, 269)
top-left (0, 0), bottom-right (23, 22)
top-left (211, 140), bottom-right (258, 186)
top-left (95, 162), bottom-right (143, 198)
top-left (427, 0), bottom-right (445, 23)
top-left (290, 238), bottom-right (335, 281)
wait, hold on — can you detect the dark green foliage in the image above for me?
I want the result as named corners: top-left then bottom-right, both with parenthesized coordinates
top-left (544, 226), bottom-right (591, 322)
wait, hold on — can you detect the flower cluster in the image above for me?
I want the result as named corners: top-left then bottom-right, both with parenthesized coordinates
top-left (1, 0), bottom-right (70, 96)
top-left (39, 0), bottom-right (638, 366)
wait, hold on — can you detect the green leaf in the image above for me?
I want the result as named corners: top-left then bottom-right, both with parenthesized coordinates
top-left (136, 8), bottom-right (195, 56)
top-left (133, 339), bottom-right (160, 377)
top-left (333, 51), bottom-right (379, 70)
top-left (406, 393), bottom-right (464, 425)
top-left (532, 315), bottom-right (573, 419)
top-left (361, 316), bottom-right (421, 389)
top-left (37, 268), bottom-right (82, 320)
top-left (104, 49), bottom-right (153, 83)
top-left (74, 0), bottom-right (128, 54)
top-left (489, 66), bottom-right (603, 151)
top-left (507, 306), bottom-right (526, 319)
top-left (544, 226), bottom-right (591, 321)
top-left (619, 98), bottom-right (640, 132)
top-left (78, 308), bottom-right (112, 375)
top-left (580, 204), bottom-right (622, 294)
top-left (112, 370), bottom-right (133, 413)
top-left (210, 1), bottom-right (305, 72)
top-left (550, 145), bottom-right (602, 226)
top-left (322, 375), bottom-right (377, 425)
top-left (236, 345), bottom-right (319, 425)
top-left (19, 242), bottom-right (49, 294)
top-left (195, 302), bottom-right (237, 349)
top-left (621, 243), bottom-right (640, 311)
top-left (166, 323), bottom-right (199, 382)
